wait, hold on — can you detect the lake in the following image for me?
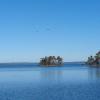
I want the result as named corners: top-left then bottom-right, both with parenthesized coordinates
top-left (0, 63), bottom-right (100, 100)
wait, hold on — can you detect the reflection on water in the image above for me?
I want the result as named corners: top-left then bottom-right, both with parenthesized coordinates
top-left (1, 65), bottom-right (100, 84)
top-left (0, 64), bottom-right (100, 84)
top-left (88, 67), bottom-right (100, 81)
top-left (39, 69), bottom-right (89, 84)
top-left (39, 69), bottom-right (64, 84)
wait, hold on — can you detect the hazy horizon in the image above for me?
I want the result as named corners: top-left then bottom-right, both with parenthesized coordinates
top-left (0, 0), bottom-right (100, 62)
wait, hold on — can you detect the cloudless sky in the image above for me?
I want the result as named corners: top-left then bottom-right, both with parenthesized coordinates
top-left (0, 0), bottom-right (100, 62)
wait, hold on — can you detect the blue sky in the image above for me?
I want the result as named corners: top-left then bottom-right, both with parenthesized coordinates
top-left (0, 0), bottom-right (100, 62)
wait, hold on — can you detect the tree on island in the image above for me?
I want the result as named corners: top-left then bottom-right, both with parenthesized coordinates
top-left (87, 51), bottom-right (100, 65)
top-left (40, 56), bottom-right (63, 66)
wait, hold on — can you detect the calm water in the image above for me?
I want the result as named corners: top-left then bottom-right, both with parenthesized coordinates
top-left (0, 63), bottom-right (100, 100)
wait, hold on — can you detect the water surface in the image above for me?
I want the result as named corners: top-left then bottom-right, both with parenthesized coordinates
top-left (0, 63), bottom-right (100, 100)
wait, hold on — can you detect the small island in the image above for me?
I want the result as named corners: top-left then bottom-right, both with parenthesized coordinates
top-left (40, 56), bottom-right (63, 66)
top-left (87, 51), bottom-right (100, 66)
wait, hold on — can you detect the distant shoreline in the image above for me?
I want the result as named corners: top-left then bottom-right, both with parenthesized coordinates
top-left (0, 62), bottom-right (85, 65)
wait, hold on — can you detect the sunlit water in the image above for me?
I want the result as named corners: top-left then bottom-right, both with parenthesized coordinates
top-left (0, 63), bottom-right (100, 100)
